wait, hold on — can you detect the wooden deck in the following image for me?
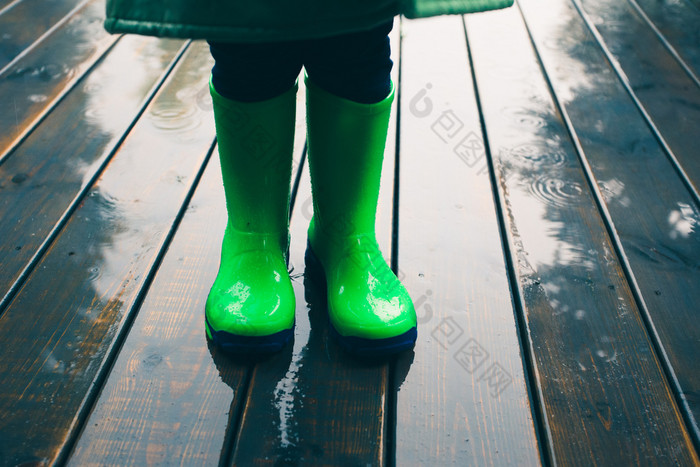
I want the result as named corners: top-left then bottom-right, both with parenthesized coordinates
top-left (1, 0), bottom-right (699, 465)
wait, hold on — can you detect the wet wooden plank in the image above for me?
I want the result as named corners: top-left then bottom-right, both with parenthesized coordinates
top-left (0, 41), bottom-right (216, 466)
top-left (520, 0), bottom-right (700, 443)
top-left (0, 0), bottom-right (22, 15)
top-left (69, 61), bottom-right (311, 466)
top-left (0, 0), bottom-right (22, 14)
top-left (393, 16), bottom-right (541, 465)
top-left (68, 156), bottom-right (249, 466)
top-left (629, 0), bottom-right (700, 80)
top-left (0, 36), bottom-right (182, 311)
top-left (230, 29), bottom-right (400, 462)
top-left (0, 0), bottom-right (119, 161)
top-left (465, 6), bottom-right (699, 464)
top-left (686, 0), bottom-right (700, 13)
top-left (575, 0), bottom-right (700, 195)
top-left (0, 0), bottom-right (86, 70)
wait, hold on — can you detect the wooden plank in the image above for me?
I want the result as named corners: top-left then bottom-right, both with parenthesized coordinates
top-left (68, 157), bottom-right (249, 466)
top-left (230, 28), bottom-right (400, 463)
top-left (0, 41), bottom-right (215, 466)
top-left (575, 0), bottom-right (700, 196)
top-left (0, 0), bottom-right (22, 15)
top-left (0, 0), bottom-right (119, 161)
top-left (520, 0), bottom-right (700, 444)
top-left (393, 16), bottom-right (541, 465)
top-left (465, 6), bottom-right (699, 464)
top-left (0, 0), bottom-right (86, 70)
top-left (628, 0), bottom-right (700, 81)
top-left (0, 36), bottom-right (182, 311)
top-left (69, 61), bottom-right (311, 466)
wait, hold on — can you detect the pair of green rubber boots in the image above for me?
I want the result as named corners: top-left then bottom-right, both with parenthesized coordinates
top-left (204, 77), bottom-right (417, 355)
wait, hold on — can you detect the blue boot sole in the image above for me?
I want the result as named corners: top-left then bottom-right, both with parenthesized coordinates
top-left (205, 316), bottom-right (294, 354)
top-left (205, 247), bottom-right (294, 354)
top-left (304, 241), bottom-right (417, 356)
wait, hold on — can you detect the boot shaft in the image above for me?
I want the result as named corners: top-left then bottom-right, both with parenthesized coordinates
top-left (210, 79), bottom-right (297, 239)
top-left (305, 78), bottom-right (394, 238)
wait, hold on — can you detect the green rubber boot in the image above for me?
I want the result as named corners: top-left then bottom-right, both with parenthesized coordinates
top-left (205, 79), bottom-right (296, 353)
top-left (304, 78), bottom-right (417, 355)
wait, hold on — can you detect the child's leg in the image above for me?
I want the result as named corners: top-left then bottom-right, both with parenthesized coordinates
top-left (303, 20), bottom-right (394, 104)
top-left (208, 40), bottom-right (302, 101)
top-left (302, 20), bottom-right (418, 355)
top-left (204, 41), bottom-right (303, 352)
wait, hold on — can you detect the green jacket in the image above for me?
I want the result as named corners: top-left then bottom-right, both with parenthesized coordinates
top-left (105, 0), bottom-right (513, 42)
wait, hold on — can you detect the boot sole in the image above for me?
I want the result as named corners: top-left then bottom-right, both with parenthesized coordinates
top-left (205, 316), bottom-right (294, 354)
top-left (205, 246), bottom-right (294, 354)
top-left (304, 241), bottom-right (417, 356)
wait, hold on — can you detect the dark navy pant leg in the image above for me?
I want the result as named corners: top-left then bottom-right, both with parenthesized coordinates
top-left (208, 40), bottom-right (303, 102)
top-left (207, 19), bottom-right (393, 104)
top-left (303, 20), bottom-right (394, 104)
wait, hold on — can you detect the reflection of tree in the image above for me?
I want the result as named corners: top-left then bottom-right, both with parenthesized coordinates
top-left (0, 37), bottom-right (204, 465)
top-left (491, 0), bottom-right (700, 454)
top-left (0, 183), bottom-right (129, 465)
top-left (492, 92), bottom-right (624, 392)
top-left (545, 0), bottom-right (700, 423)
top-left (0, 37), bottom-right (183, 301)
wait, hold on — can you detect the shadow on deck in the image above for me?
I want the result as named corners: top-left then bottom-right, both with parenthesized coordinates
top-left (0, 0), bottom-right (699, 465)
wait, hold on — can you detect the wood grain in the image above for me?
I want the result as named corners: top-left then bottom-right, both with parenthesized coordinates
top-left (0, 36), bottom-right (182, 311)
top-left (69, 44), bottom-right (313, 466)
top-left (0, 0), bottom-right (86, 70)
top-left (520, 0), bottom-right (700, 445)
top-left (576, 0), bottom-right (700, 195)
top-left (0, 0), bottom-right (20, 14)
top-left (393, 15), bottom-right (541, 466)
top-left (0, 0), bottom-right (698, 464)
top-left (0, 41), bottom-right (215, 466)
top-left (68, 154), bottom-right (250, 467)
top-left (466, 5), bottom-right (699, 464)
top-left (629, 0), bottom-right (700, 80)
top-left (0, 0), bottom-right (118, 161)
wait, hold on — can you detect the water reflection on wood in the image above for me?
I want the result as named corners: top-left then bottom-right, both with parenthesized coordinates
top-left (0, 0), bottom-right (698, 464)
